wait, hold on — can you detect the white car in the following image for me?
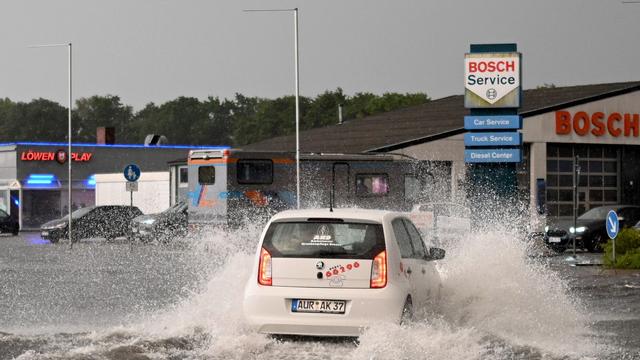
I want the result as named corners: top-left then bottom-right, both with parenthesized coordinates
top-left (243, 208), bottom-right (445, 337)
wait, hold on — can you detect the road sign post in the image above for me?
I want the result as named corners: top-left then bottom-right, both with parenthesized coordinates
top-left (123, 164), bottom-right (141, 207)
top-left (606, 210), bottom-right (619, 265)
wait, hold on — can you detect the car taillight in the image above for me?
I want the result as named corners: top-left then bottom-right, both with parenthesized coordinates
top-left (258, 247), bottom-right (272, 286)
top-left (370, 250), bottom-right (387, 288)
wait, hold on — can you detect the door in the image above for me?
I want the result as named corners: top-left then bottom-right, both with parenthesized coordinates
top-left (391, 218), bottom-right (423, 303)
top-left (403, 218), bottom-right (439, 305)
top-left (332, 163), bottom-right (350, 207)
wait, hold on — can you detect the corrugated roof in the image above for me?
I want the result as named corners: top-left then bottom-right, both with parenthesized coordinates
top-left (242, 81), bottom-right (640, 153)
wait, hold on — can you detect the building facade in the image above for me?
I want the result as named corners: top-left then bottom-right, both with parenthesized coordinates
top-left (0, 143), bottom-right (224, 229)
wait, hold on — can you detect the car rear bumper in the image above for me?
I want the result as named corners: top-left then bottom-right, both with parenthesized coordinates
top-left (243, 283), bottom-right (406, 337)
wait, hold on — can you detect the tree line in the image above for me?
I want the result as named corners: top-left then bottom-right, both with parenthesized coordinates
top-left (0, 89), bottom-right (429, 146)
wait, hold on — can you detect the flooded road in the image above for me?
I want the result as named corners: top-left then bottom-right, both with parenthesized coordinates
top-left (0, 230), bottom-right (638, 359)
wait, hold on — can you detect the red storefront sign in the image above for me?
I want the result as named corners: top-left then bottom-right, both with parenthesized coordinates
top-left (556, 110), bottom-right (640, 137)
top-left (20, 150), bottom-right (93, 163)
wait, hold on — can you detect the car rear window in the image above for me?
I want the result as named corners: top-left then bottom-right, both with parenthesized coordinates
top-left (262, 221), bottom-right (385, 259)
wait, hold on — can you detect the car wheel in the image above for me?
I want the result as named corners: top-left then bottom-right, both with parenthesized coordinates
top-left (400, 297), bottom-right (413, 325)
top-left (11, 225), bottom-right (19, 236)
top-left (49, 237), bottom-right (59, 244)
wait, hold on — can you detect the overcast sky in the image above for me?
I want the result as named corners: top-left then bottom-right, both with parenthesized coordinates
top-left (0, 0), bottom-right (638, 109)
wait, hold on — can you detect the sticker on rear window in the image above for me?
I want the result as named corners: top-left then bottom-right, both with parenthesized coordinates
top-left (301, 224), bottom-right (339, 247)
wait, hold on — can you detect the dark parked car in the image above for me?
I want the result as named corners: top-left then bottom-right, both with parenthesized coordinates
top-left (130, 201), bottom-right (187, 243)
top-left (41, 205), bottom-right (143, 244)
top-left (544, 205), bottom-right (640, 252)
top-left (0, 209), bottom-right (19, 235)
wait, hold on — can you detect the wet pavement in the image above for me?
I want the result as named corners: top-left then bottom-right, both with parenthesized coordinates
top-left (0, 231), bottom-right (638, 359)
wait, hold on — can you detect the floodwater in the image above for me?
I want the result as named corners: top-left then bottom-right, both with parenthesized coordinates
top-left (0, 228), bottom-right (639, 360)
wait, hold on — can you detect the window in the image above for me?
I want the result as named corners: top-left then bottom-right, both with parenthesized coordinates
top-left (237, 160), bottom-right (273, 184)
top-left (403, 219), bottom-right (427, 259)
top-left (262, 221), bottom-right (385, 259)
top-left (179, 166), bottom-right (188, 187)
top-left (404, 175), bottom-right (421, 200)
top-left (0, 209), bottom-right (8, 219)
top-left (392, 219), bottom-right (414, 258)
top-left (356, 174), bottom-right (389, 196)
top-left (198, 166), bottom-right (215, 185)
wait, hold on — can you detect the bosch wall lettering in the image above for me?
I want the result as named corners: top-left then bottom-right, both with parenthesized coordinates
top-left (464, 52), bottom-right (521, 108)
top-left (20, 150), bottom-right (94, 162)
top-left (555, 111), bottom-right (640, 137)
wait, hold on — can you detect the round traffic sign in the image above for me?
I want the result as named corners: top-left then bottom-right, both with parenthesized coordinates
top-left (123, 164), bottom-right (141, 182)
top-left (606, 210), bottom-right (619, 240)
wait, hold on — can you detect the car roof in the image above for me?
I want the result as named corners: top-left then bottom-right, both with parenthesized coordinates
top-left (271, 208), bottom-right (398, 223)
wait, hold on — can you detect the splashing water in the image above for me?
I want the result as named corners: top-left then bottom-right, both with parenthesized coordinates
top-left (0, 225), bottom-right (611, 359)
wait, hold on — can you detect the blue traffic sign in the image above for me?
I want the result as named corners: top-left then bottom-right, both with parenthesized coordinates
top-left (464, 149), bottom-right (522, 163)
top-left (464, 115), bottom-right (522, 130)
top-left (464, 132), bottom-right (522, 147)
top-left (606, 210), bottom-right (619, 239)
top-left (123, 164), bottom-right (141, 182)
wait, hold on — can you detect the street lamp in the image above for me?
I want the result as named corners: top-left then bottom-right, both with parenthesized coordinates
top-left (244, 8), bottom-right (301, 209)
top-left (29, 42), bottom-right (74, 246)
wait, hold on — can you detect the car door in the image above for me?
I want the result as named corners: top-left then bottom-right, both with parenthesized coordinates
top-left (391, 218), bottom-right (423, 304)
top-left (403, 218), bottom-right (439, 305)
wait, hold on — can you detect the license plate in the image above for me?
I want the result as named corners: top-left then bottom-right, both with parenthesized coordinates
top-left (291, 299), bottom-right (346, 314)
top-left (549, 236), bottom-right (562, 243)
top-left (41, 231), bottom-right (49, 237)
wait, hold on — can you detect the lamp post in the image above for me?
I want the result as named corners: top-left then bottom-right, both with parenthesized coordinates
top-left (29, 43), bottom-right (73, 246)
top-left (244, 8), bottom-right (301, 209)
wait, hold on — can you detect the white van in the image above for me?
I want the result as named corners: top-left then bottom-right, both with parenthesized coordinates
top-left (243, 208), bottom-right (445, 337)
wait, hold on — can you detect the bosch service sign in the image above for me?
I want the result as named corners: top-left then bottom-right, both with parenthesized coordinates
top-left (464, 52), bottom-right (521, 108)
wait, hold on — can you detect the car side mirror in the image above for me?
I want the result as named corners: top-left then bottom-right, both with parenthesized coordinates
top-left (429, 247), bottom-right (445, 260)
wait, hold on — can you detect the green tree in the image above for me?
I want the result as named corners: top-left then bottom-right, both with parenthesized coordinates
top-left (74, 95), bottom-right (134, 143)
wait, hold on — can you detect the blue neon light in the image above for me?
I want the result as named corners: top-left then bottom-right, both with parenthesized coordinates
top-left (26, 174), bottom-right (57, 186)
top-left (27, 179), bottom-right (54, 185)
top-left (29, 174), bottom-right (55, 180)
top-left (86, 175), bottom-right (96, 187)
top-left (0, 142), bottom-right (230, 150)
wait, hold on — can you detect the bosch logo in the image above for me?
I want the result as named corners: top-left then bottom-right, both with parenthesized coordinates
top-left (486, 88), bottom-right (497, 100)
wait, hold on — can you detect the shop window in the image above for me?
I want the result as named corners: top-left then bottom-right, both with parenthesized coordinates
top-left (356, 174), bottom-right (389, 196)
top-left (547, 159), bottom-right (558, 172)
top-left (559, 175), bottom-right (573, 187)
top-left (603, 176), bottom-right (617, 187)
top-left (179, 166), bottom-right (188, 188)
top-left (558, 160), bottom-right (573, 172)
top-left (237, 160), bottom-right (273, 184)
top-left (198, 166), bottom-right (215, 185)
top-left (589, 146), bottom-right (603, 158)
top-left (575, 145), bottom-right (588, 158)
top-left (559, 145), bottom-right (573, 158)
top-left (603, 161), bottom-right (617, 173)
top-left (604, 146), bottom-right (618, 158)
top-left (547, 144), bottom-right (559, 157)
top-left (546, 189), bottom-right (558, 202)
top-left (588, 161), bottom-right (603, 173)
top-left (589, 176), bottom-right (603, 187)
top-left (404, 175), bottom-right (421, 200)
top-left (604, 190), bottom-right (618, 202)
top-left (559, 190), bottom-right (573, 202)
top-left (589, 190), bottom-right (603, 202)
top-left (578, 175), bottom-right (588, 187)
top-left (559, 204), bottom-right (574, 217)
top-left (547, 175), bottom-right (558, 187)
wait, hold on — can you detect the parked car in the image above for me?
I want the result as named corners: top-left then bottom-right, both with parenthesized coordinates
top-left (130, 201), bottom-right (187, 243)
top-left (0, 209), bottom-right (19, 235)
top-left (544, 205), bottom-right (640, 253)
top-left (243, 208), bottom-right (446, 337)
top-left (41, 205), bottom-right (143, 244)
